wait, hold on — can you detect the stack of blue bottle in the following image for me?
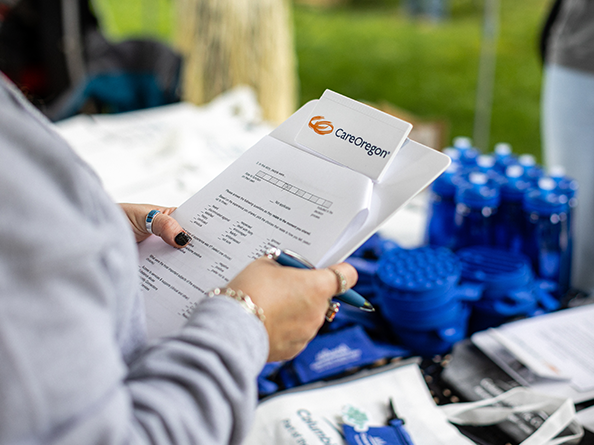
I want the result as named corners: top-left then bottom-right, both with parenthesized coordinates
top-left (374, 246), bottom-right (481, 356)
top-left (456, 246), bottom-right (559, 333)
top-left (453, 171), bottom-right (500, 249)
top-left (495, 164), bottom-right (533, 252)
top-left (523, 177), bottom-right (572, 293)
top-left (427, 137), bottom-right (578, 295)
top-left (425, 162), bottom-right (460, 250)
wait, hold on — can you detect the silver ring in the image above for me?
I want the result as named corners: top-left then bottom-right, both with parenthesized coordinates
top-left (330, 268), bottom-right (348, 295)
top-left (145, 210), bottom-right (160, 234)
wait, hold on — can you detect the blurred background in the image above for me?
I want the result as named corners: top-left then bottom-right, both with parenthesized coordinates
top-left (0, 0), bottom-right (551, 159)
top-left (90, 0), bottom-right (550, 160)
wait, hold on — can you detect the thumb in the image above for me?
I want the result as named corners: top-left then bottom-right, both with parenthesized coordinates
top-left (151, 211), bottom-right (191, 248)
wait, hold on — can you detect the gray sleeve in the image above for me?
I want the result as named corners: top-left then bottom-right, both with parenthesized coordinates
top-left (127, 298), bottom-right (269, 445)
top-left (0, 74), bottom-right (269, 445)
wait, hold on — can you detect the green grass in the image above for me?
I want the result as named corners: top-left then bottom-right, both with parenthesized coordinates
top-left (93, 0), bottom-right (550, 160)
top-left (294, 0), bottom-right (550, 159)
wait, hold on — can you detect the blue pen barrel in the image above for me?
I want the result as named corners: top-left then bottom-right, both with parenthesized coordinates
top-left (522, 177), bottom-right (571, 295)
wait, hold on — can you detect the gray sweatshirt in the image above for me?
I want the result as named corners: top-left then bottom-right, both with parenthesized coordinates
top-left (547, 0), bottom-right (594, 74)
top-left (0, 74), bottom-right (268, 444)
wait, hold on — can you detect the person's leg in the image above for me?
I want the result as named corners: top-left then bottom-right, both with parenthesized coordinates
top-left (542, 63), bottom-right (594, 292)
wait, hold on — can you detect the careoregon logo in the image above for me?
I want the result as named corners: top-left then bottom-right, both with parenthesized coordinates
top-left (308, 115), bottom-right (334, 135)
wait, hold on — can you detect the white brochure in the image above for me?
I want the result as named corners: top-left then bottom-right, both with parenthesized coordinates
top-left (471, 304), bottom-right (594, 403)
top-left (138, 92), bottom-right (450, 339)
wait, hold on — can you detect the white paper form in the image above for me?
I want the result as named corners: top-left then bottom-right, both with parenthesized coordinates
top-left (472, 305), bottom-right (594, 401)
top-left (139, 135), bottom-right (373, 338)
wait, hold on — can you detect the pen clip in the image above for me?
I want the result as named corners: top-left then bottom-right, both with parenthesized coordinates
top-left (282, 249), bottom-right (316, 269)
top-left (265, 247), bottom-right (316, 269)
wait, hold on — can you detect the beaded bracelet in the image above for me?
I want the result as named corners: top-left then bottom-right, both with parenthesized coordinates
top-left (207, 287), bottom-right (266, 323)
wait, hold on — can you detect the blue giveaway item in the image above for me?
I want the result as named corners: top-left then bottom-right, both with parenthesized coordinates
top-left (375, 246), bottom-right (462, 309)
top-left (374, 246), bottom-right (480, 355)
top-left (550, 167), bottom-right (578, 209)
top-left (426, 162), bottom-right (461, 249)
top-left (495, 165), bottom-right (533, 252)
top-left (343, 424), bottom-right (414, 445)
top-left (393, 305), bottom-right (471, 356)
top-left (343, 399), bottom-right (414, 445)
top-left (522, 177), bottom-right (571, 294)
top-left (457, 246), bottom-right (559, 332)
top-left (454, 171), bottom-right (500, 249)
top-left (257, 362), bottom-right (283, 396)
top-left (280, 325), bottom-right (406, 386)
top-left (445, 137), bottom-right (478, 169)
top-left (345, 256), bottom-right (380, 295)
top-left (493, 142), bottom-right (516, 173)
top-left (457, 143), bottom-right (479, 168)
top-left (518, 154), bottom-right (543, 185)
top-left (550, 168), bottom-right (578, 290)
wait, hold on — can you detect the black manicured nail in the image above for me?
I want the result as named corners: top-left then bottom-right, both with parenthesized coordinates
top-left (175, 232), bottom-right (190, 246)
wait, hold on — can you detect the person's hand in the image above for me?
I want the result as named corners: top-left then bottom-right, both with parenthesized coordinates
top-left (226, 257), bottom-right (358, 362)
top-left (119, 203), bottom-right (191, 248)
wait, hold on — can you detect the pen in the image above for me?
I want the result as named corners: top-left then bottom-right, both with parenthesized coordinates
top-left (265, 247), bottom-right (375, 312)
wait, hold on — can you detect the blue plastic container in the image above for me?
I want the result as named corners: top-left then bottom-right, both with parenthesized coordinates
top-left (395, 305), bottom-right (470, 356)
top-left (426, 163), bottom-right (461, 249)
top-left (456, 246), bottom-right (558, 332)
top-left (374, 246), bottom-right (473, 355)
top-left (550, 167), bottom-right (578, 292)
top-left (518, 154), bottom-right (543, 185)
top-left (450, 137), bottom-right (479, 168)
top-left (495, 165), bottom-right (533, 252)
top-left (454, 172), bottom-right (500, 250)
top-left (522, 177), bottom-right (571, 294)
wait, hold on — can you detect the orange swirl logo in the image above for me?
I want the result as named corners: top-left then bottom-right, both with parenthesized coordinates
top-left (308, 116), bottom-right (334, 135)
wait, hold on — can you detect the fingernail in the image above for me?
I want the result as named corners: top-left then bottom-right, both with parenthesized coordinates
top-left (175, 231), bottom-right (191, 246)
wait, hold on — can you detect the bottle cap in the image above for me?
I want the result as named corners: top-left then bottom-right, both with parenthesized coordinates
top-left (453, 136), bottom-right (472, 149)
top-left (494, 142), bottom-right (512, 155)
top-left (477, 154), bottom-right (495, 169)
top-left (518, 154), bottom-right (536, 167)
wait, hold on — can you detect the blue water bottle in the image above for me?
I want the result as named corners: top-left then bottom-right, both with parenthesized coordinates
top-left (426, 162), bottom-right (461, 249)
top-left (518, 154), bottom-right (543, 185)
top-left (549, 166), bottom-right (579, 217)
top-left (493, 142), bottom-right (515, 173)
top-left (454, 172), bottom-right (500, 250)
top-left (452, 136), bottom-right (479, 168)
top-left (495, 165), bottom-right (533, 252)
top-left (476, 154), bottom-right (495, 173)
top-left (549, 166), bottom-right (578, 291)
top-left (522, 177), bottom-right (571, 294)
